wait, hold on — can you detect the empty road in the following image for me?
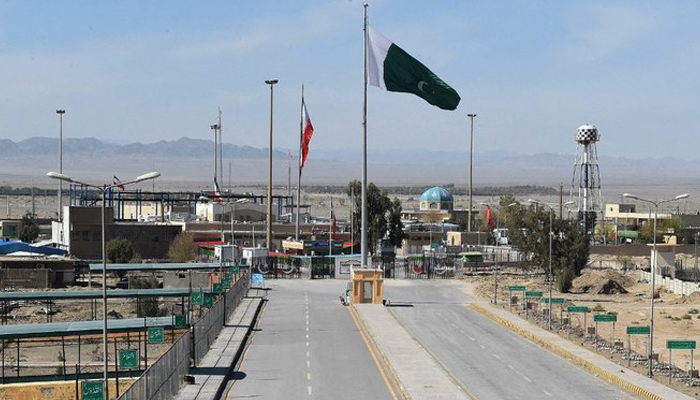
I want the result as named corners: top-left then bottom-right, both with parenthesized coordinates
top-left (384, 279), bottom-right (635, 399)
top-left (225, 279), bottom-right (395, 399)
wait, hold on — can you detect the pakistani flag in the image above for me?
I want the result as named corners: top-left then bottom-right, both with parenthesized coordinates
top-left (367, 25), bottom-right (460, 111)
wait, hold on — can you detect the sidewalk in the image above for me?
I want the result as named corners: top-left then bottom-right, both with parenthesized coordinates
top-left (354, 304), bottom-right (471, 400)
top-left (176, 292), bottom-right (263, 400)
top-left (471, 300), bottom-right (694, 400)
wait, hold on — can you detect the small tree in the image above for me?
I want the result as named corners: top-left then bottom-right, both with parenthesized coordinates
top-left (18, 212), bottom-right (40, 242)
top-left (168, 232), bottom-right (198, 262)
top-left (106, 238), bottom-right (135, 263)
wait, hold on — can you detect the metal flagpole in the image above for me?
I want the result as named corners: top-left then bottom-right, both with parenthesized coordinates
top-left (296, 85), bottom-right (304, 241)
top-left (361, 3), bottom-right (369, 268)
top-left (329, 195), bottom-right (333, 257)
top-left (351, 186), bottom-right (355, 254)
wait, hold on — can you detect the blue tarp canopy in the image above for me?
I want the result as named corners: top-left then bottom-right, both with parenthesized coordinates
top-left (0, 241), bottom-right (67, 256)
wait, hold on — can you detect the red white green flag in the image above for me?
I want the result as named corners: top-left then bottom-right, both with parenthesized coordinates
top-left (299, 99), bottom-right (314, 174)
top-left (213, 178), bottom-right (222, 204)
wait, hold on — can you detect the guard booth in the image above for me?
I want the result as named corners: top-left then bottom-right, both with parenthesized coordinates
top-left (350, 268), bottom-right (384, 304)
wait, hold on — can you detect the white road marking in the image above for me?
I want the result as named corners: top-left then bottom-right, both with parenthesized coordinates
top-left (306, 334), bottom-right (309, 339)
top-left (517, 371), bottom-right (533, 383)
top-left (542, 389), bottom-right (554, 397)
top-left (306, 326), bottom-right (309, 331)
top-left (307, 386), bottom-right (312, 396)
top-left (306, 360), bottom-right (310, 367)
top-left (479, 344), bottom-right (485, 349)
top-left (492, 353), bottom-right (502, 360)
top-left (507, 364), bottom-right (515, 370)
top-left (307, 372), bottom-right (311, 380)
top-left (306, 341), bottom-right (309, 347)
top-left (467, 335), bottom-right (475, 341)
top-left (306, 351), bottom-right (310, 357)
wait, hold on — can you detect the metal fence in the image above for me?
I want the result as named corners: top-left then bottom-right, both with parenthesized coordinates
top-left (118, 332), bottom-right (190, 400)
top-left (193, 271), bottom-right (250, 364)
top-left (118, 269), bottom-right (250, 400)
top-left (383, 255), bottom-right (463, 279)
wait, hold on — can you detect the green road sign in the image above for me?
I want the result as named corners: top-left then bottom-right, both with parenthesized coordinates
top-left (223, 279), bottom-right (231, 288)
top-left (226, 272), bottom-right (233, 281)
top-left (594, 314), bottom-right (617, 322)
top-left (81, 381), bottom-right (103, 400)
top-left (203, 296), bottom-right (214, 308)
top-left (148, 327), bottom-right (164, 344)
top-left (175, 315), bottom-right (187, 328)
top-left (525, 291), bottom-right (543, 298)
top-left (542, 298), bottom-right (565, 304)
top-left (119, 349), bottom-right (138, 370)
top-left (626, 326), bottom-right (650, 335)
top-left (567, 306), bottom-right (589, 313)
top-left (191, 292), bottom-right (204, 306)
top-left (667, 340), bottom-right (696, 350)
top-left (213, 283), bottom-right (223, 293)
top-left (508, 286), bottom-right (526, 291)
top-left (230, 266), bottom-right (240, 274)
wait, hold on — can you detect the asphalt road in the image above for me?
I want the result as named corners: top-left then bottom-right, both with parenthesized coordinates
top-left (384, 279), bottom-right (636, 400)
top-left (225, 279), bottom-right (394, 400)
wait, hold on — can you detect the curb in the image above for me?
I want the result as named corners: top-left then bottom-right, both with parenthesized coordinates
top-left (471, 303), bottom-right (665, 400)
top-left (349, 304), bottom-right (409, 400)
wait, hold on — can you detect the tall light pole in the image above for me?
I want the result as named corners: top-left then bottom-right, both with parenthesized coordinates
top-left (47, 171), bottom-right (159, 400)
top-left (467, 114), bottom-right (476, 232)
top-left (56, 109), bottom-right (66, 221)
top-left (623, 192), bottom-right (689, 377)
top-left (265, 79), bottom-right (279, 251)
top-left (528, 199), bottom-right (575, 330)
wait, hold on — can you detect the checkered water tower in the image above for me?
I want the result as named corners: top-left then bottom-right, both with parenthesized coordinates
top-left (570, 124), bottom-right (603, 235)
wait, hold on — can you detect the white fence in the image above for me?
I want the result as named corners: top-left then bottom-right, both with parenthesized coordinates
top-left (639, 271), bottom-right (700, 296)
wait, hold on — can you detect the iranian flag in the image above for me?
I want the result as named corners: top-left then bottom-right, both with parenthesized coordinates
top-left (113, 175), bottom-right (125, 190)
top-left (367, 25), bottom-right (460, 111)
top-left (300, 99), bottom-right (314, 173)
top-left (213, 178), bottom-right (222, 204)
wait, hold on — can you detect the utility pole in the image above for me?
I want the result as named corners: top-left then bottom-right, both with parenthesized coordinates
top-left (467, 114), bottom-right (476, 232)
top-left (56, 109), bottom-right (65, 220)
top-left (265, 79), bottom-right (279, 250)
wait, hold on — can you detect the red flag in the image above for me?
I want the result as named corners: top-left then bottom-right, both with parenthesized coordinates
top-left (331, 210), bottom-right (337, 236)
top-left (113, 176), bottom-right (125, 190)
top-left (485, 205), bottom-right (495, 230)
top-left (300, 100), bottom-right (314, 172)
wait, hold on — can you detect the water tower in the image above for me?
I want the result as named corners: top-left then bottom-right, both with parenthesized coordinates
top-left (570, 124), bottom-right (603, 235)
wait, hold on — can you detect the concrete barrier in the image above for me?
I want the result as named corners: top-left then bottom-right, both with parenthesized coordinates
top-left (639, 271), bottom-right (700, 296)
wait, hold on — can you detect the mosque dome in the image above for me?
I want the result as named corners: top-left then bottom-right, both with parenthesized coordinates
top-left (419, 187), bottom-right (454, 211)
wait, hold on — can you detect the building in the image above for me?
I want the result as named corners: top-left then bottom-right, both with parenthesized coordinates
top-left (52, 206), bottom-right (183, 260)
top-left (401, 186), bottom-right (472, 227)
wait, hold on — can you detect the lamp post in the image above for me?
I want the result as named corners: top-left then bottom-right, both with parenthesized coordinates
top-left (467, 113), bottom-right (476, 232)
top-left (623, 192), bottom-right (689, 377)
top-left (56, 109), bottom-right (65, 221)
top-left (528, 199), bottom-right (575, 330)
top-left (47, 171), bottom-right (159, 400)
top-left (265, 79), bottom-right (278, 252)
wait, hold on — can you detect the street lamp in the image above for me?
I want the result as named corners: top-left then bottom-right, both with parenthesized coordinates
top-left (47, 170), bottom-right (159, 400)
top-left (56, 109), bottom-right (66, 221)
top-left (265, 79), bottom-right (279, 251)
top-left (528, 199), bottom-right (575, 330)
top-left (224, 198), bottom-right (249, 264)
top-left (467, 113), bottom-right (476, 232)
top-left (623, 192), bottom-right (689, 377)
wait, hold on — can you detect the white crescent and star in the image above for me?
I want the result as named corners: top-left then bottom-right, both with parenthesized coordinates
top-left (417, 81), bottom-right (427, 91)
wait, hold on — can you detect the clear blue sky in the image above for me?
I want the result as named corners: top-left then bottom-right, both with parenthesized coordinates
top-left (1, 1), bottom-right (698, 159)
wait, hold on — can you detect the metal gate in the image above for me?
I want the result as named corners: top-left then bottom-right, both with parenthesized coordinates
top-left (252, 257), bottom-right (301, 279)
top-left (384, 254), bottom-right (461, 279)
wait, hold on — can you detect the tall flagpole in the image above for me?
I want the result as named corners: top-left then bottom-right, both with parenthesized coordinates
top-left (296, 85), bottom-right (304, 241)
top-left (329, 195), bottom-right (333, 257)
top-left (361, 3), bottom-right (369, 268)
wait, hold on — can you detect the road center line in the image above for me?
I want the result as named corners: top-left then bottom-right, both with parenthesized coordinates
top-left (307, 386), bottom-right (312, 396)
top-left (542, 389), bottom-right (554, 397)
top-left (307, 372), bottom-right (311, 380)
top-left (492, 353), bottom-right (501, 360)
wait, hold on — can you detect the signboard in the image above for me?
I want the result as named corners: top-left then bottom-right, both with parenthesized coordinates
top-left (118, 349), bottom-right (138, 370)
top-left (567, 306), bottom-right (589, 313)
top-left (542, 298), bottom-right (565, 304)
top-left (667, 340), bottom-right (696, 350)
top-left (594, 314), bottom-right (617, 322)
top-left (81, 381), bottom-right (103, 400)
top-left (175, 315), bottom-right (187, 328)
top-left (251, 273), bottom-right (264, 287)
top-left (213, 283), bottom-right (223, 294)
top-left (627, 326), bottom-right (650, 335)
top-left (230, 266), bottom-right (240, 274)
top-left (525, 291), bottom-right (543, 298)
top-left (148, 327), bottom-right (164, 344)
top-left (191, 292), bottom-right (204, 306)
top-left (508, 286), bottom-right (526, 291)
top-left (203, 296), bottom-right (214, 308)
top-left (223, 278), bottom-right (231, 288)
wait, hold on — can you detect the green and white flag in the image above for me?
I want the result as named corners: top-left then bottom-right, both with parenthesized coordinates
top-left (367, 25), bottom-right (460, 111)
